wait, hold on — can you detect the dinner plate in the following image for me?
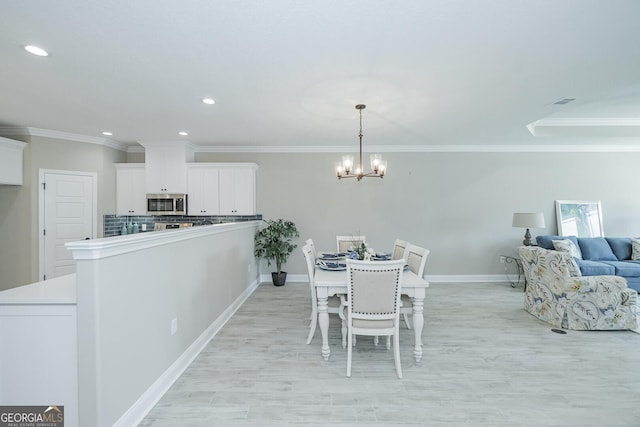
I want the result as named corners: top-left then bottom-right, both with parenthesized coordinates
top-left (317, 261), bottom-right (347, 271)
top-left (320, 253), bottom-right (347, 260)
top-left (371, 254), bottom-right (391, 261)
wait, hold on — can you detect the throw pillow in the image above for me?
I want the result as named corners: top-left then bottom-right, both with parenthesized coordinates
top-left (577, 237), bottom-right (617, 261)
top-left (560, 252), bottom-right (582, 277)
top-left (553, 239), bottom-right (582, 260)
top-left (632, 238), bottom-right (640, 260)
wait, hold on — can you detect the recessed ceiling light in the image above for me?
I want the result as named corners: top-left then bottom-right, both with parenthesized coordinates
top-left (178, 131), bottom-right (188, 136)
top-left (102, 131), bottom-right (113, 136)
top-left (202, 98), bottom-right (215, 105)
top-left (25, 45), bottom-right (48, 57)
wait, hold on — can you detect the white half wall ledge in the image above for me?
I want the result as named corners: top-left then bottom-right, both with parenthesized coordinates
top-left (66, 220), bottom-right (261, 260)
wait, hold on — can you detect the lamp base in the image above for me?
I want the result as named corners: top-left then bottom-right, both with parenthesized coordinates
top-left (522, 228), bottom-right (532, 246)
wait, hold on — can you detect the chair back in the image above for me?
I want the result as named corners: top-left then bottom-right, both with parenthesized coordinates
top-left (305, 238), bottom-right (317, 260)
top-left (302, 244), bottom-right (317, 306)
top-left (391, 239), bottom-right (409, 260)
top-left (404, 244), bottom-right (430, 278)
top-left (337, 235), bottom-right (366, 252)
top-left (346, 259), bottom-right (404, 328)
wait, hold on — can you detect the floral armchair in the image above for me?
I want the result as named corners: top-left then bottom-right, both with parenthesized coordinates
top-left (518, 246), bottom-right (638, 330)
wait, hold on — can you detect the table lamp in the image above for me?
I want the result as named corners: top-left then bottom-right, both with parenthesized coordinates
top-left (512, 212), bottom-right (546, 246)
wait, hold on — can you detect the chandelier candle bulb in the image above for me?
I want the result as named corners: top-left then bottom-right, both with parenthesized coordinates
top-left (342, 155), bottom-right (353, 173)
top-left (379, 160), bottom-right (387, 175)
top-left (371, 154), bottom-right (381, 171)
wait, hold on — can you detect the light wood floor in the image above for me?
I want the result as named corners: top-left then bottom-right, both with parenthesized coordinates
top-left (140, 282), bottom-right (640, 426)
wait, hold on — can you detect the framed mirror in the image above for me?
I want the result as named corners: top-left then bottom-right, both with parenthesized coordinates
top-left (555, 200), bottom-right (604, 237)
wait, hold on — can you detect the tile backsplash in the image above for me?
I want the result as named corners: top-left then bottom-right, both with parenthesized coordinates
top-left (104, 214), bottom-right (262, 237)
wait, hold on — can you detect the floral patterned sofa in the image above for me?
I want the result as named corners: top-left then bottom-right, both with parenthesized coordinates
top-left (518, 246), bottom-right (638, 330)
top-left (536, 235), bottom-right (640, 292)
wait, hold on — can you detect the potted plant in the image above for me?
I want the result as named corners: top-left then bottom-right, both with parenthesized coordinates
top-left (254, 218), bottom-right (300, 286)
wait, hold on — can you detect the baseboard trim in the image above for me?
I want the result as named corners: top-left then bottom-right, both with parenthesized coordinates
top-left (113, 277), bottom-right (261, 427)
top-left (265, 273), bottom-right (512, 284)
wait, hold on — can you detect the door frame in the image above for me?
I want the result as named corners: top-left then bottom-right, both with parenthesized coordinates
top-left (38, 169), bottom-right (98, 280)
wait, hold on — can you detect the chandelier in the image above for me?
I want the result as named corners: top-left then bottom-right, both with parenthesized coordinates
top-left (335, 104), bottom-right (386, 181)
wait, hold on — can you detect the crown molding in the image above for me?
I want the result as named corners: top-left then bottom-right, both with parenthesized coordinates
top-left (127, 145), bottom-right (145, 153)
top-left (2, 126), bottom-right (640, 153)
top-left (0, 127), bottom-right (129, 151)
top-left (137, 140), bottom-right (197, 151)
top-left (194, 144), bottom-right (640, 153)
top-left (527, 117), bottom-right (640, 137)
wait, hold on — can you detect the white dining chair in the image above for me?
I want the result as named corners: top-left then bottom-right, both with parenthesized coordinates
top-left (305, 238), bottom-right (318, 261)
top-left (400, 244), bottom-right (430, 329)
top-left (391, 239), bottom-right (410, 260)
top-left (302, 244), bottom-right (347, 346)
top-left (345, 259), bottom-right (405, 378)
top-left (336, 235), bottom-right (366, 253)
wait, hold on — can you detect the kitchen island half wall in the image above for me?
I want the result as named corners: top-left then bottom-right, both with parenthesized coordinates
top-left (66, 220), bottom-right (260, 427)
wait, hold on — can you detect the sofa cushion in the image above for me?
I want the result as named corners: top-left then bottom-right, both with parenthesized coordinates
top-left (605, 237), bottom-right (632, 260)
top-left (536, 235), bottom-right (581, 255)
top-left (577, 260), bottom-right (615, 276)
top-left (552, 239), bottom-right (582, 259)
top-left (632, 238), bottom-right (640, 260)
top-left (625, 276), bottom-right (640, 293)
top-left (600, 260), bottom-right (640, 277)
top-left (577, 237), bottom-right (617, 261)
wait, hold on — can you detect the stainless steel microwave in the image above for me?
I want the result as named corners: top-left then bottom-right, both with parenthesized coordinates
top-left (146, 194), bottom-right (187, 215)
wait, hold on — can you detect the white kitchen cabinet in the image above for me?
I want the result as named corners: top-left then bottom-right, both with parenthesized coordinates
top-left (0, 136), bottom-right (26, 185)
top-left (144, 146), bottom-right (192, 193)
top-left (219, 166), bottom-right (257, 215)
top-left (115, 164), bottom-right (146, 215)
top-left (187, 166), bottom-right (220, 215)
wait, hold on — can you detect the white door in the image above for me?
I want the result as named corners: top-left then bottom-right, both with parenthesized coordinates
top-left (40, 170), bottom-right (96, 280)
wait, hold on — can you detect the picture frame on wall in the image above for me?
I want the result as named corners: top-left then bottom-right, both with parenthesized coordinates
top-left (555, 200), bottom-right (604, 237)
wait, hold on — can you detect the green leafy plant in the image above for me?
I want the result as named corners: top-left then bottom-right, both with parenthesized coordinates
top-left (254, 219), bottom-right (300, 274)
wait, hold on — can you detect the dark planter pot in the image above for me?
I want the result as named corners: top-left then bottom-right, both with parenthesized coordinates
top-left (271, 271), bottom-right (287, 286)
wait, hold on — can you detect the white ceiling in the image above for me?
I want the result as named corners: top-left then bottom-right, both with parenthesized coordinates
top-left (1, 0), bottom-right (640, 149)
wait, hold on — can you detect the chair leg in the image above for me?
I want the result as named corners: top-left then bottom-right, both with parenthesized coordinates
top-left (337, 303), bottom-right (347, 348)
top-left (374, 336), bottom-right (379, 346)
top-left (403, 313), bottom-right (412, 329)
top-left (347, 330), bottom-right (353, 377)
top-left (393, 332), bottom-right (403, 379)
top-left (306, 310), bottom-right (317, 344)
top-left (386, 335), bottom-right (391, 350)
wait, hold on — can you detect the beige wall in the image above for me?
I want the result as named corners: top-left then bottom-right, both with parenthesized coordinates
top-left (0, 135), bottom-right (126, 290)
top-left (197, 151), bottom-right (640, 278)
top-left (4, 140), bottom-right (640, 290)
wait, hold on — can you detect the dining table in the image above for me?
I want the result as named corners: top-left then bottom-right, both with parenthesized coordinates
top-left (314, 260), bottom-right (429, 363)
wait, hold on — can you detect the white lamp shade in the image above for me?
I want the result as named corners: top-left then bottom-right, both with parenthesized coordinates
top-left (512, 212), bottom-right (545, 229)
